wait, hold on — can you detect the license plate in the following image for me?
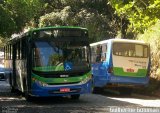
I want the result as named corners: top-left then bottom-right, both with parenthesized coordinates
top-left (60, 88), bottom-right (70, 92)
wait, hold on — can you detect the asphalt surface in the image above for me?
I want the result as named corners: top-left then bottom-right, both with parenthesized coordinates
top-left (0, 80), bottom-right (159, 113)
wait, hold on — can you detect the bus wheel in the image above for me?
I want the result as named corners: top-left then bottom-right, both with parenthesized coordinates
top-left (24, 82), bottom-right (32, 101)
top-left (119, 88), bottom-right (133, 96)
top-left (11, 86), bottom-right (16, 93)
top-left (9, 74), bottom-right (16, 93)
top-left (93, 87), bottom-right (104, 94)
top-left (24, 88), bottom-right (32, 101)
top-left (71, 94), bottom-right (80, 100)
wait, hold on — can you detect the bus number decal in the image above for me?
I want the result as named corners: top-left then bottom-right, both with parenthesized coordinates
top-left (126, 68), bottom-right (134, 73)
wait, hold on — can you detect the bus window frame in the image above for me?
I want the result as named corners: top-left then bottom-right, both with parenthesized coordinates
top-left (112, 42), bottom-right (149, 58)
top-left (90, 43), bottom-right (108, 63)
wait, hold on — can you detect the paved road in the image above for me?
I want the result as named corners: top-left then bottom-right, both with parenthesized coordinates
top-left (0, 80), bottom-right (159, 113)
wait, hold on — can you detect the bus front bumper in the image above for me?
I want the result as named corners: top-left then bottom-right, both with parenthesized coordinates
top-left (30, 80), bottom-right (92, 97)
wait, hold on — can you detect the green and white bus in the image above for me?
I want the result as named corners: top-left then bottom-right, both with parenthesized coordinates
top-left (4, 26), bottom-right (92, 101)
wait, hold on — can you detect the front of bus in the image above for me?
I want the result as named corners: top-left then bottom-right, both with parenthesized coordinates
top-left (30, 27), bottom-right (92, 97)
top-left (108, 39), bottom-right (150, 88)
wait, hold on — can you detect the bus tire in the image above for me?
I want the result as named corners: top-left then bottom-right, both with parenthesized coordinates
top-left (23, 80), bottom-right (32, 101)
top-left (24, 88), bottom-right (32, 101)
top-left (9, 73), bottom-right (12, 86)
top-left (119, 88), bottom-right (133, 96)
top-left (9, 73), bottom-right (15, 93)
top-left (93, 87), bottom-right (104, 94)
top-left (71, 94), bottom-right (80, 100)
top-left (11, 86), bottom-right (16, 93)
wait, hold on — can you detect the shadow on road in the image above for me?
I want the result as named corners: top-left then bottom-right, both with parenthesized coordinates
top-left (95, 88), bottom-right (160, 100)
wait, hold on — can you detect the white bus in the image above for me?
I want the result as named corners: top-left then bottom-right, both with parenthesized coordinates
top-left (90, 39), bottom-right (150, 94)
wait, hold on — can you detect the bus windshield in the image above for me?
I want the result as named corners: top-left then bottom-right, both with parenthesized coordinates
top-left (113, 43), bottom-right (149, 58)
top-left (32, 41), bottom-right (90, 72)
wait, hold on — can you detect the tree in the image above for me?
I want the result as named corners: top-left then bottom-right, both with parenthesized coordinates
top-left (0, 0), bottom-right (44, 37)
top-left (0, 0), bottom-right (121, 42)
top-left (108, 0), bottom-right (160, 34)
top-left (39, 0), bottom-right (119, 42)
top-left (0, 4), bottom-right (16, 37)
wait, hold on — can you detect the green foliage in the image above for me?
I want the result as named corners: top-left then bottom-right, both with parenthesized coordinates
top-left (0, 0), bottom-right (121, 42)
top-left (0, 0), bottom-right (44, 37)
top-left (39, 1), bottom-right (119, 42)
top-left (0, 36), bottom-right (8, 48)
top-left (108, 0), bottom-right (160, 33)
top-left (39, 6), bottom-right (73, 27)
top-left (0, 4), bottom-right (16, 37)
top-left (1, 0), bottom-right (160, 41)
top-left (1, 0), bottom-right (120, 41)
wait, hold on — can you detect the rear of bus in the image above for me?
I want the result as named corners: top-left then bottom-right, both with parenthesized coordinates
top-left (108, 39), bottom-right (150, 89)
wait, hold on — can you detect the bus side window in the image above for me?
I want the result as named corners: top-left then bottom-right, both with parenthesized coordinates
top-left (101, 43), bottom-right (107, 61)
top-left (91, 47), bottom-right (97, 63)
top-left (96, 45), bottom-right (102, 62)
top-left (144, 46), bottom-right (148, 57)
top-left (135, 45), bottom-right (143, 57)
top-left (21, 39), bottom-right (26, 59)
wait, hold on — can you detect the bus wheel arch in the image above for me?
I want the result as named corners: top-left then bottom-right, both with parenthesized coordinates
top-left (93, 87), bottom-right (104, 94)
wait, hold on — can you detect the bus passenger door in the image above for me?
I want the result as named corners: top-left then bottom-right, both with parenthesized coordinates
top-left (91, 44), bottom-right (108, 87)
top-left (12, 44), bottom-right (17, 88)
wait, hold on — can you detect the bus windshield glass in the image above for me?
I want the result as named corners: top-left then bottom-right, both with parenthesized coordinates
top-left (113, 43), bottom-right (149, 58)
top-left (32, 41), bottom-right (90, 72)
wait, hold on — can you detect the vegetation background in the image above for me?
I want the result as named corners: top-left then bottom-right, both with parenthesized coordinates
top-left (0, 0), bottom-right (159, 96)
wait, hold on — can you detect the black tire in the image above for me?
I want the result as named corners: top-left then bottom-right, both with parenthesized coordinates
top-left (93, 87), bottom-right (104, 94)
top-left (10, 86), bottom-right (16, 93)
top-left (9, 73), bottom-right (12, 85)
top-left (9, 74), bottom-right (16, 93)
top-left (24, 91), bottom-right (32, 101)
top-left (71, 94), bottom-right (80, 100)
top-left (23, 80), bottom-right (32, 101)
top-left (119, 88), bottom-right (133, 96)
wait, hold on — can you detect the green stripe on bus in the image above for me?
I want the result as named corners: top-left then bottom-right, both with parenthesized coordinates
top-left (113, 67), bottom-right (147, 77)
top-left (33, 66), bottom-right (64, 71)
top-left (32, 71), bottom-right (91, 84)
top-left (31, 26), bottom-right (87, 32)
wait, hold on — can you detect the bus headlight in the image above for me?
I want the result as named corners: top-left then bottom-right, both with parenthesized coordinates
top-left (35, 80), bottom-right (48, 87)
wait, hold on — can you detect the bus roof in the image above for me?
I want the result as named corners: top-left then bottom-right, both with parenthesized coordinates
top-left (8, 26), bottom-right (88, 43)
top-left (30, 26), bottom-right (88, 32)
top-left (90, 39), bottom-right (148, 46)
top-left (90, 40), bottom-right (109, 46)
